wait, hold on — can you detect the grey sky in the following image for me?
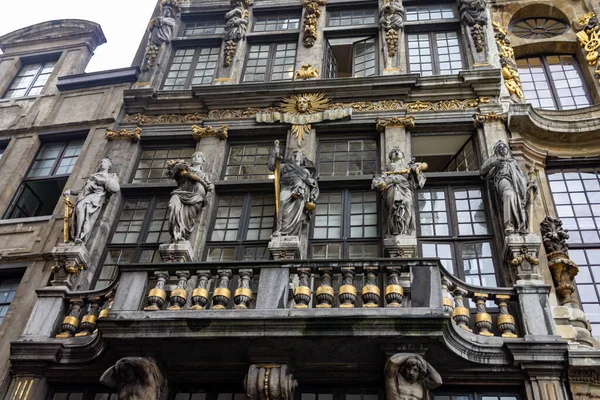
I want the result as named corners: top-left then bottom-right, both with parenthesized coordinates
top-left (0, 0), bottom-right (157, 72)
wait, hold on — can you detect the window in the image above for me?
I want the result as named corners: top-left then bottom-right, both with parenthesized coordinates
top-left (163, 47), bottom-right (220, 90)
top-left (324, 37), bottom-right (377, 78)
top-left (205, 194), bottom-right (275, 261)
top-left (183, 20), bottom-right (225, 36)
top-left (5, 139), bottom-right (83, 219)
top-left (0, 278), bottom-right (19, 325)
top-left (417, 186), bottom-right (497, 286)
top-left (243, 42), bottom-right (297, 83)
top-left (548, 168), bottom-right (600, 335)
top-left (132, 147), bottom-right (196, 184)
top-left (96, 197), bottom-right (169, 289)
top-left (509, 18), bottom-right (569, 39)
top-left (311, 190), bottom-right (380, 259)
top-left (253, 14), bottom-right (300, 32)
top-left (3, 60), bottom-right (55, 99)
top-left (223, 144), bottom-right (272, 181)
top-left (412, 134), bottom-right (478, 172)
top-left (431, 392), bottom-right (520, 400)
top-left (405, 4), bottom-right (456, 21)
top-left (318, 139), bottom-right (378, 177)
top-left (517, 55), bottom-right (591, 110)
top-left (407, 31), bottom-right (463, 76)
top-left (327, 9), bottom-right (377, 26)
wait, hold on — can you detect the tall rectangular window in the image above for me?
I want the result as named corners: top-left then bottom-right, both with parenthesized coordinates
top-left (5, 139), bottom-right (83, 219)
top-left (163, 47), bottom-right (220, 90)
top-left (3, 60), bottom-right (55, 99)
top-left (243, 43), bottom-right (297, 83)
top-left (407, 31), bottom-right (463, 76)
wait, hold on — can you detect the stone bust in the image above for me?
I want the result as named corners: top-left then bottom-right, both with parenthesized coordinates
top-left (100, 357), bottom-right (167, 400)
top-left (385, 354), bottom-right (442, 400)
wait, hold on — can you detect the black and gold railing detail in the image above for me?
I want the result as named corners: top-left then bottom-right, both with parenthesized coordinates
top-left (55, 289), bottom-right (114, 338)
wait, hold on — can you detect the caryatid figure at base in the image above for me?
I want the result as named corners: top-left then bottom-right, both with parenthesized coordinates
top-left (480, 140), bottom-right (534, 235)
top-left (268, 141), bottom-right (319, 237)
top-left (63, 157), bottom-right (120, 245)
top-left (166, 152), bottom-right (214, 243)
top-left (100, 357), bottom-right (167, 400)
top-left (385, 353), bottom-right (442, 400)
top-left (372, 147), bottom-right (427, 236)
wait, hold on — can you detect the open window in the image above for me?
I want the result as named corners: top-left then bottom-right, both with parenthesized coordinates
top-left (324, 37), bottom-right (377, 78)
top-left (412, 134), bottom-right (478, 172)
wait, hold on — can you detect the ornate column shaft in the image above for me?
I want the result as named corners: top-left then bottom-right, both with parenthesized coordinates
top-left (212, 269), bottom-right (233, 310)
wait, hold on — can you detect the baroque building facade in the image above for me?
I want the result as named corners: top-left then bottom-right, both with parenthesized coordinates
top-left (0, 0), bottom-right (599, 399)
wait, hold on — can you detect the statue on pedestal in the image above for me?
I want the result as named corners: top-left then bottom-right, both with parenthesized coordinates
top-left (385, 353), bottom-right (442, 400)
top-left (166, 152), bottom-right (214, 243)
top-left (268, 140), bottom-right (319, 237)
top-left (63, 158), bottom-right (120, 245)
top-left (372, 147), bottom-right (427, 236)
top-left (100, 357), bottom-right (167, 400)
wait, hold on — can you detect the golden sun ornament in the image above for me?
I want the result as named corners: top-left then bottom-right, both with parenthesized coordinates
top-left (280, 92), bottom-right (330, 115)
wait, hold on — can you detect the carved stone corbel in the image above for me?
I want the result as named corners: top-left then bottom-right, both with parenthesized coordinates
top-left (191, 125), bottom-right (229, 140)
top-left (100, 357), bottom-right (168, 400)
top-left (244, 364), bottom-right (297, 400)
top-left (375, 116), bottom-right (415, 132)
top-left (105, 127), bottom-right (142, 142)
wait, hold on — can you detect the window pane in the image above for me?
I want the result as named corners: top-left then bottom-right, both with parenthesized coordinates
top-left (183, 20), bottom-right (225, 36)
top-left (350, 191), bottom-right (378, 238)
top-left (435, 31), bottom-right (463, 75)
top-left (327, 9), bottom-right (377, 26)
top-left (254, 15), bottom-right (300, 32)
top-left (132, 147), bottom-right (195, 184)
top-left (3, 61), bottom-right (55, 99)
top-left (163, 48), bottom-right (196, 90)
top-left (460, 242), bottom-right (496, 287)
top-left (243, 44), bottom-right (270, 83)
top-left (547, 55), bottom-right (590, 110)
top-left (0, 278), bottom-right (20, 325)
top-left (418, 189), bottom-right (450, 237)
top-left (246, 194), bottom-right (275, 241)
top-left (406, 4), bottom-right (456, 21)
top-left (454, 188), bottom-right (488, 236)
top-left (353, 38), bottom-right (377, 78)
top-left (312, 192), bottom-right (343, 239)
top-left (271, 42), bottom-right (297, 82)
top-left (191, 47), bottom-right (220, 86)
top-left (224, 144), bottom-right (272, 180)
top-left (319, 140), bottom-right (377, 177)
top-left (211, 196), bottom-right (244, 241)
top-left (407, 33), bottom-right (433, 76)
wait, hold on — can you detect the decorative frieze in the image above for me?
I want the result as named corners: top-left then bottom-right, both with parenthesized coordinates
top-left (123, 113), bottom-right (206, 124)
top-left (191, 125), bottom-right (229, 140)
top-left (492, 22), bottom-right (524, 99)
top-left (302, 0), bottom-right (327, 48)
top-left (375, 116), bottom-right (415, 132)
top-left (105, 127), bottom-right (142, 142)
top-left (472, 112), bottom-right (506, 127)
top-left (574, 12), bottom-right (600, 84)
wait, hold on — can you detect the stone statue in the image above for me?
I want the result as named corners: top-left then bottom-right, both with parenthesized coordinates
top-left (166, 152), bottom-right (214, 243)
top-left (458, 0), bottom-right (487, 26)
top-left (480, 140), bottom-right (533, 235)
top-left (379, 0), bottom-right (405, 32)
top-left (224, 1), bottom-right (250, 41)
top-left (100, 357), bottom-right (167, 400)
top-left (385, 353), bottom-right (442, 400)
top-left (148, 2), bottom-right (177, 47)
top-left (372, 147), bottom-right (426, 236)
top-left (63, 158), bottom-right (120, 245)
top-left (268, 141), bottom-right (319, 237)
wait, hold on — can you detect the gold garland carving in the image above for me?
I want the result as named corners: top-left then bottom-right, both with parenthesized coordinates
top-left (302, 0), bottom-right (327, 48)
top-left (105, 127), bottom-right (142, 142)
top-left (294, 64), bottom-right (319, 80)
top-left (509, 246), bottom-right (540, 267)
top-left (191, 125), bottom-right (229, 140)
top-left (376, 116), bottom-right (415, 132)
top-left (386, 29), bottom-right (399, 57)
top-left (472, 112), bottom-right (506, 127)
top-left (492, 22), bottom-right (524, 99)
top-left (574, 12), bottom-right (600, 83)
top-left (124, 113), bottom-right (207, 125)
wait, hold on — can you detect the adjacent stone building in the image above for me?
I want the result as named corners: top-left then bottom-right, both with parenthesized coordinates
top-left (0, 0), bottom-right (599, 399)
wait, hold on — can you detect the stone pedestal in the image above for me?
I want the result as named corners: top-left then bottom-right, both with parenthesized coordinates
top-left (268, 235), bottom-right (300, 260)
top-left (50, 244), bottom-right (89, 289)
top-left (504, 233), bottom-right (542, 283)
top-left (553, 305), bottom-right (598, 349)
top-left (384, 235), bottom-right (417, 258)
top-left (159, 241), bottom-right (193, 262)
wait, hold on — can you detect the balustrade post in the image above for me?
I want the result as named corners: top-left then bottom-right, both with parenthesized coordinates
top-left (75, 297), bottom-right (101, 337)
top-left (212, 269), bottom-right (232, 310)
top-left (451, 288), bottom-right (472, 332)
top-left (385, 267), bottom-right (404, 307)
top-left (167, 271), bottom-right (190, 310)
top-left (315, 268), bottom-right (334, 308)
top-left (234, 269), bottom-right (254, 309)
top-left (293, 268), bottom-right (312, 309)
top-left (441, 276), bottom-right (454, 315)
top-left (56, 298), bottom-right (84, 338)
top-left (98, 291), bottom-right (114, 319)
top-left (191, 270), bottom-right (211, 310)
top-left (473, 293), bottom-right (494, 337)
top-left (362, 267), bottom-right (380, 308)
top-left (339, 267), bottom-right (357, 308)
top-left (144, 271), bottom-right (168, 311)
top-left (495, 294), bottom-right (517, 338)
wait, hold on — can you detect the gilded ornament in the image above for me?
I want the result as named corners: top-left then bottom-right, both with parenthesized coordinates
top-left (105, 127), bottom-right (142, 142)
top-left (472, 112), bottom-right (506, 127)
top-left (302, 0), bottom-right (327, 48)
top-left (376, 116), bottom-right (415, 132)
top-left (123, 113), bottom-right (207, 125)
top-left (509, 245), bottom-right (540, 267)
top-left (294, 64), bottom-right (319, 80)
top-left (191, 125), bottom-right (229, 140)
top-left (63, 194), bottom-right (74, 243)
top-left (493, 21), bottom-right (524, 99)
top-left (574, 12), bottom-right (600, 84)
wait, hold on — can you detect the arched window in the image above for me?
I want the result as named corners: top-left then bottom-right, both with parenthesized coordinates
top-left (516, 55), bottom-right (591, 110)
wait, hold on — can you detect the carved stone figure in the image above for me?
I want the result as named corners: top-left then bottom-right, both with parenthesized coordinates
top-left (63, 158), bottom-right (120, 245)
top-left (100, 357), bottom-right (167, 400)
top-left (379, 0), bottom-right (405, 32)
top-left (458, 0), bottom-right (487, 52)
top-left (385, 353), bottom-right (442, 400)
top-left (224, 2), bottom-right (250, 41)
top-left (268, 142), bottom-right (319, 237)
top-left (372, 148), bottom-right (426, 236)
top-left (143, 0), bottom-right (180, 71)
top-left (166, 152), bottom-right (214, 243)
top-left (480, 140), bottom-right (532, 235)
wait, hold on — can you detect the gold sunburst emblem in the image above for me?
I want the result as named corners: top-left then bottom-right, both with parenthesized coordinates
top-left (280, 92), bottom-right (330, 115)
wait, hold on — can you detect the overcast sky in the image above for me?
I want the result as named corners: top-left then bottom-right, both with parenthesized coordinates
top-left (0, 0), bottom-right (157, 72)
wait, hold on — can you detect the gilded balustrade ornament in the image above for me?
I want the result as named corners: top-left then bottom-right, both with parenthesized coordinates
top-left (105, 127), bottom-right (142, 142)
top-left (142, 0), bottom-right (181, 71)
top-left (472, 112), bottom-right (507, 127)
top-left (379, 0), bottom-right (405, 58)
top-left (302, 0), bottom-right (327, 47)
top-left (574, 12), bottom-right (600, 83)
top-left (294, 64), bottom-right (319, 80)
top-left (376, 116), bottom-right (415, 132)
top-left (256, 93), bottom-right (352, 146)
top-left (492, 22), bottom-right (524, 99)
top-left (223, 0), bottom-right (253, 67)
top-left (191, 125), bottom-right (229, 140)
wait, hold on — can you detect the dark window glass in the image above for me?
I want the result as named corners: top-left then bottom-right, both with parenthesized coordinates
top-left (517, 55), bottom-right (591, 110)
top-left (254, 15), bottom-right (300, 32)
top-left (163, 47), bottom-right (220, 90)
top-left (327, 9), bottom-right (377, 26)
top-left (132, 148), bottom-right (195, 184)
top-left (243, 43), bottom-right (296, 83)
top-left (3, 61), bottom-right (55, 98)
top-left (0, 278), bottom-right (20, 325)
top-left (405, 4), bottom-right (455, 21)
top-left (183, 20), bottom-right (225, 36)
top-left (318, 140), bottom-right (377, 177)
top-left (407, 31), bottom-right (463, 76)
top-left (510, 17), bottom-right (569, 39)
top-left (224, 144), bottom-right (272, 180)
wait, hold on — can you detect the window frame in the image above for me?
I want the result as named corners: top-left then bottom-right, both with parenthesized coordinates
top-left (130, 144), bottom-right (197, 184)
top-left (316, 137), bottom-right (380, 178)
top-left (241, 40), bottom-right (298, 83)
top-left (405, 30), bottom-right (465, 76)
top-left (325, 7), bottom-right (378, 28)
top-left (161, 45), bottom-right (221, 90)
top-left (221, 142), bottom-right (278, 181)
top-left (2, 56), bottom-right (58, 99)
top-left (251, 12), bottom-right (302, 33)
